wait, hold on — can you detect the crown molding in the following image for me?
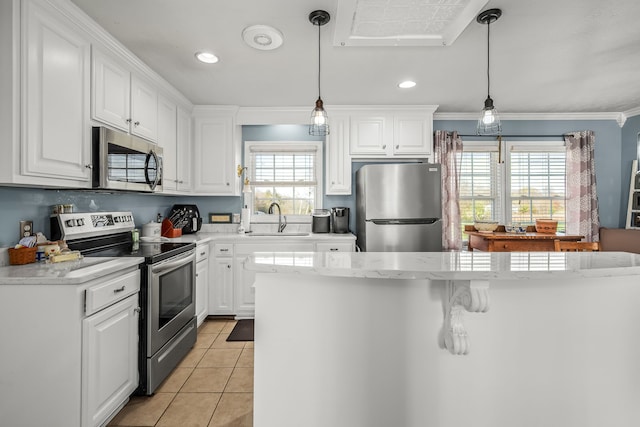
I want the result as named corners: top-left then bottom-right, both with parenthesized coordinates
top-left (434, 112), bottom-right (628, 127)
top-left (623, 107), bottom-right (640, 120)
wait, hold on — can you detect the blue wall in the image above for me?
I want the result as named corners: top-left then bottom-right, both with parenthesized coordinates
top-left (0, 119), bottom-right (636, 247)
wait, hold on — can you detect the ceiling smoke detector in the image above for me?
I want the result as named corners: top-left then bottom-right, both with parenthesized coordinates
top-left (242, 25), bottom-right (284, 50)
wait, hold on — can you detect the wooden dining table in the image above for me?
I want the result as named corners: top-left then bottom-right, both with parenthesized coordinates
top-left (466, 231), bottom-right (585, 252)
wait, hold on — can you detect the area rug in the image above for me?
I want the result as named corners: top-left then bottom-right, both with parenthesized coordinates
top-left (226, 319), bottom-right (254, 341)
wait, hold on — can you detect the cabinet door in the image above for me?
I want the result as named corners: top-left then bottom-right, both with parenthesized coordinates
top-left (130, 75), bottom-right (158, 141)
top-left (210, 257), bottom-right (234, 315)
top-left (393, 114), bottom-right (431, 156)
top-left (350, 115), bottom-right (388, 156)
top-left (195, 259), bottom-right (209, 326)
top-left (22, 0), bottom-right (91, 183)
top-left (176, 106), bottom-right (192, 192)
top-left (82, 294), bottom-right (139, 427)
top-left (92, 49), bottom-right (130, 132)
top-left (193, 115), bottom-right (237, 194)
top-left (158, 94), bottom-right (177, 191)
top-left (326, 114), bottom-right (352, 195)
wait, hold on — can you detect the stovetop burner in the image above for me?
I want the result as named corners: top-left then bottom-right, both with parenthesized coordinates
top-left (51, 211), bottom-right (195, 263)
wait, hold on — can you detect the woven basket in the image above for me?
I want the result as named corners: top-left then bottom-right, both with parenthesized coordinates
top-left (8, 246), bottom-right (38, 265)
top-left (535, 219), bottom-right (558, 234)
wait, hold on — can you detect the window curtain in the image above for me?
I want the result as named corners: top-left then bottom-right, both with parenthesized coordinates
top-left (564, 131), bottom-right (600, 241)
top-left (433, 130), bottom-right (463, 250)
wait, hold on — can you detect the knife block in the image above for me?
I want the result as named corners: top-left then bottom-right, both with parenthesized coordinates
top-left (161, 219), bottom-right (182, 238)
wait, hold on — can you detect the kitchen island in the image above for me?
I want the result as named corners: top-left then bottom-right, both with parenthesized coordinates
top-left (246, 251), bottom-right (640, 427)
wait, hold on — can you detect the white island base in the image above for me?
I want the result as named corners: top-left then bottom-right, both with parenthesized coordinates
top-left (249, 252), bottom-right (640, 427)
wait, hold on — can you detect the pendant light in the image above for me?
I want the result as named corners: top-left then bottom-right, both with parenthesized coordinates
top-left (308, 10), bottom-right (330, 136)
top-left (476, 8), bottom-right (502, 136)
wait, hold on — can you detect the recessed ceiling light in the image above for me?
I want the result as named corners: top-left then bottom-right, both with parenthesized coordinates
top-left (195, 51), bottom-right (219, 64)
top-left (398, 80), bottom-right (416, 89)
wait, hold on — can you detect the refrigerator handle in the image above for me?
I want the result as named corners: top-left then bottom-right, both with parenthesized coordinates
top-left (370, 218), bottom-right (440, 225)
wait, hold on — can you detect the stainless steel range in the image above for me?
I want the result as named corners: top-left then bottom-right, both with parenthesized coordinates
top-left (51, 211), bottom-right (197, 395)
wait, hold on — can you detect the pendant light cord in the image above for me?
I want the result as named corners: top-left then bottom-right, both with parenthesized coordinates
top-left (486, 20), bottom-right (491, 98)
top-left (317, 21), bottom-right (321, 99)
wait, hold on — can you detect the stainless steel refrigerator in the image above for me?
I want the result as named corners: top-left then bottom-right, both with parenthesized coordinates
top-left (356, 163), bottom-right (442, 251)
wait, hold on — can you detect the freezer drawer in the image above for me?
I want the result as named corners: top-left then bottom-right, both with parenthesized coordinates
top-left (362, 221), bottom-right (442, 252)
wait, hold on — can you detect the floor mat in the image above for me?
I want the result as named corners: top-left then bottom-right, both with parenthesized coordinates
top-left (226, 319), bottom-right (254, 341)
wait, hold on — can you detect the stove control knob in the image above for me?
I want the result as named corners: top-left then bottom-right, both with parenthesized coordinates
top-left (115, 216), bottom-right (121, 223)
top-left (77, 218), bottom-right (84, 226)
top-left (65, 219), bottom-right (76, 227)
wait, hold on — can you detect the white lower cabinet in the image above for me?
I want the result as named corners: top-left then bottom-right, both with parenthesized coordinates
top-left (209, 243), bottom-right (235, 315)
top-left (0, 265), bottom-right (140, 427)
top-left (82, 293), bottom-right (139, 427)
top-left (195, 242), bottom-right (210, 326)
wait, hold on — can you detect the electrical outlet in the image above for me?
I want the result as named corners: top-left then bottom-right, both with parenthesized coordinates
top-left (20, 220), bottom-right (33, 239)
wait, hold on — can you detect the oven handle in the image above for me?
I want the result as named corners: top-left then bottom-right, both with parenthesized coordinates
top-left (151, 251), bottom-right (195, 275)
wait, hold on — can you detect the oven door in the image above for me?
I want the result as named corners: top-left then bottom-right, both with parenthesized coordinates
top-left (147, 250), bottom-right (196, 356)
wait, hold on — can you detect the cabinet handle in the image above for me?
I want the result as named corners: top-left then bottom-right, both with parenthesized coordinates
top-left (85, 164), bottom-right (92, 169)
top-left (134, 307), bottom-right (141, 314)
top-left (382, 144), bottom-right (386, 149)
top-left (396, 145), bottom-right (399, 149)
top-left (227, 264), bottom-right (231, 269)
top-left (200, 251), bottom-right (206, 256)
top-left (220, 248), bottom-right (229, 252)
top-left (126, 118), bottom-right (132, 124)
top-left (113, 285), bottom-right (125, 293)
top-left (195, 273), bottom-right (199, 277)
top-left (329, 248), bottom-right (339, 251)
top-left (134, 121), bottom-right (140, 127)
top-left (178, 180), bottom-right (183, 184)
top-left (226, 182), bottom-right (230, 186)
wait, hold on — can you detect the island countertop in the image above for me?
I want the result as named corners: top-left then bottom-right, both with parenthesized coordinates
top-left (245, 250), bottom-right (640, 281)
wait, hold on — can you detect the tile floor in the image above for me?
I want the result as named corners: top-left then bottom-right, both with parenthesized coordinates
top-left (108, 318), bottom-right (253, 427)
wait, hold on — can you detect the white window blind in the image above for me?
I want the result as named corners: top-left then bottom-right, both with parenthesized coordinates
top-left (508, 145), bottom-right (566, 228)
top-left (245, 142), bottom-right (322, 217)
top-left (458, 140), bottom-right (566, 233)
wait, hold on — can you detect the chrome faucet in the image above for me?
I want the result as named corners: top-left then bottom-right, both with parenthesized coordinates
top-left (268, 202), bottom-right (287, 232)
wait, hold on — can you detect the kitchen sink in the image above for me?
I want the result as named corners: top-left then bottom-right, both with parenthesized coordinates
top-left (247, 232), bottom-right (309, 237)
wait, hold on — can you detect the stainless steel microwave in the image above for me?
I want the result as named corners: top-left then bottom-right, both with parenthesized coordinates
top-left (92, 126), bottom-right (163, 192)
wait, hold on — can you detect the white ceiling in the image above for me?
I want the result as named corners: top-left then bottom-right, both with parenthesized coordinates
top-left (70, 0), bottom-right (640, 115)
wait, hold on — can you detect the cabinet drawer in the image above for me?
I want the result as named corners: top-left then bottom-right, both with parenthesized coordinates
top-left (196, 244), bottom-right (210, 262)
top-left (85, 269), bottom-right (140, 315)
top-left (316, 242), bottom-right (354, 252)
top-left (214, 243), bottom-right (234, 257)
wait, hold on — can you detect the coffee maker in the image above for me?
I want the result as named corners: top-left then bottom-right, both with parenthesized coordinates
top-left (331, 207), bottom-right (350, 233)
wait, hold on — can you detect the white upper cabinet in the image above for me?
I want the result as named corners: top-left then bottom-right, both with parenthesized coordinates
top-left (349, 107), bottom-right (437, 158)
top-left (92, 48), bottom-right (158, 142)
top-left (176, 106), bottom-right (193, 192)
top-left (20, 0), bottom-right (92, 185)
top-left (91, 49), bottom-right (130, 132)
top-left (325, 114), bottom-right (352, 195)
top-left (157, 94), bottom-right (178, 191)
top-left (193, 106), bottom-right (239, 195)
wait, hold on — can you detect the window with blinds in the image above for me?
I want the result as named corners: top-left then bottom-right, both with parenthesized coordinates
top-left (245, 141), bottom-right (323, 216)
top-left (508, 146), bottom-right (566, 230)
top-left (458, 140), bottom-right (566, 233)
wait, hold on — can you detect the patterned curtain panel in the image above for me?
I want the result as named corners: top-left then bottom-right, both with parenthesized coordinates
top-left (433, 130), bottom-right (463, 251)
top-left (564, 130), bottom-right (600, 241)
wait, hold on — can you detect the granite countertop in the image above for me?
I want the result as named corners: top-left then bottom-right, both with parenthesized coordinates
top-left (0, 257), bottom-right (144, 285)
top-left (245, 251), bottom-right (640, 280)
